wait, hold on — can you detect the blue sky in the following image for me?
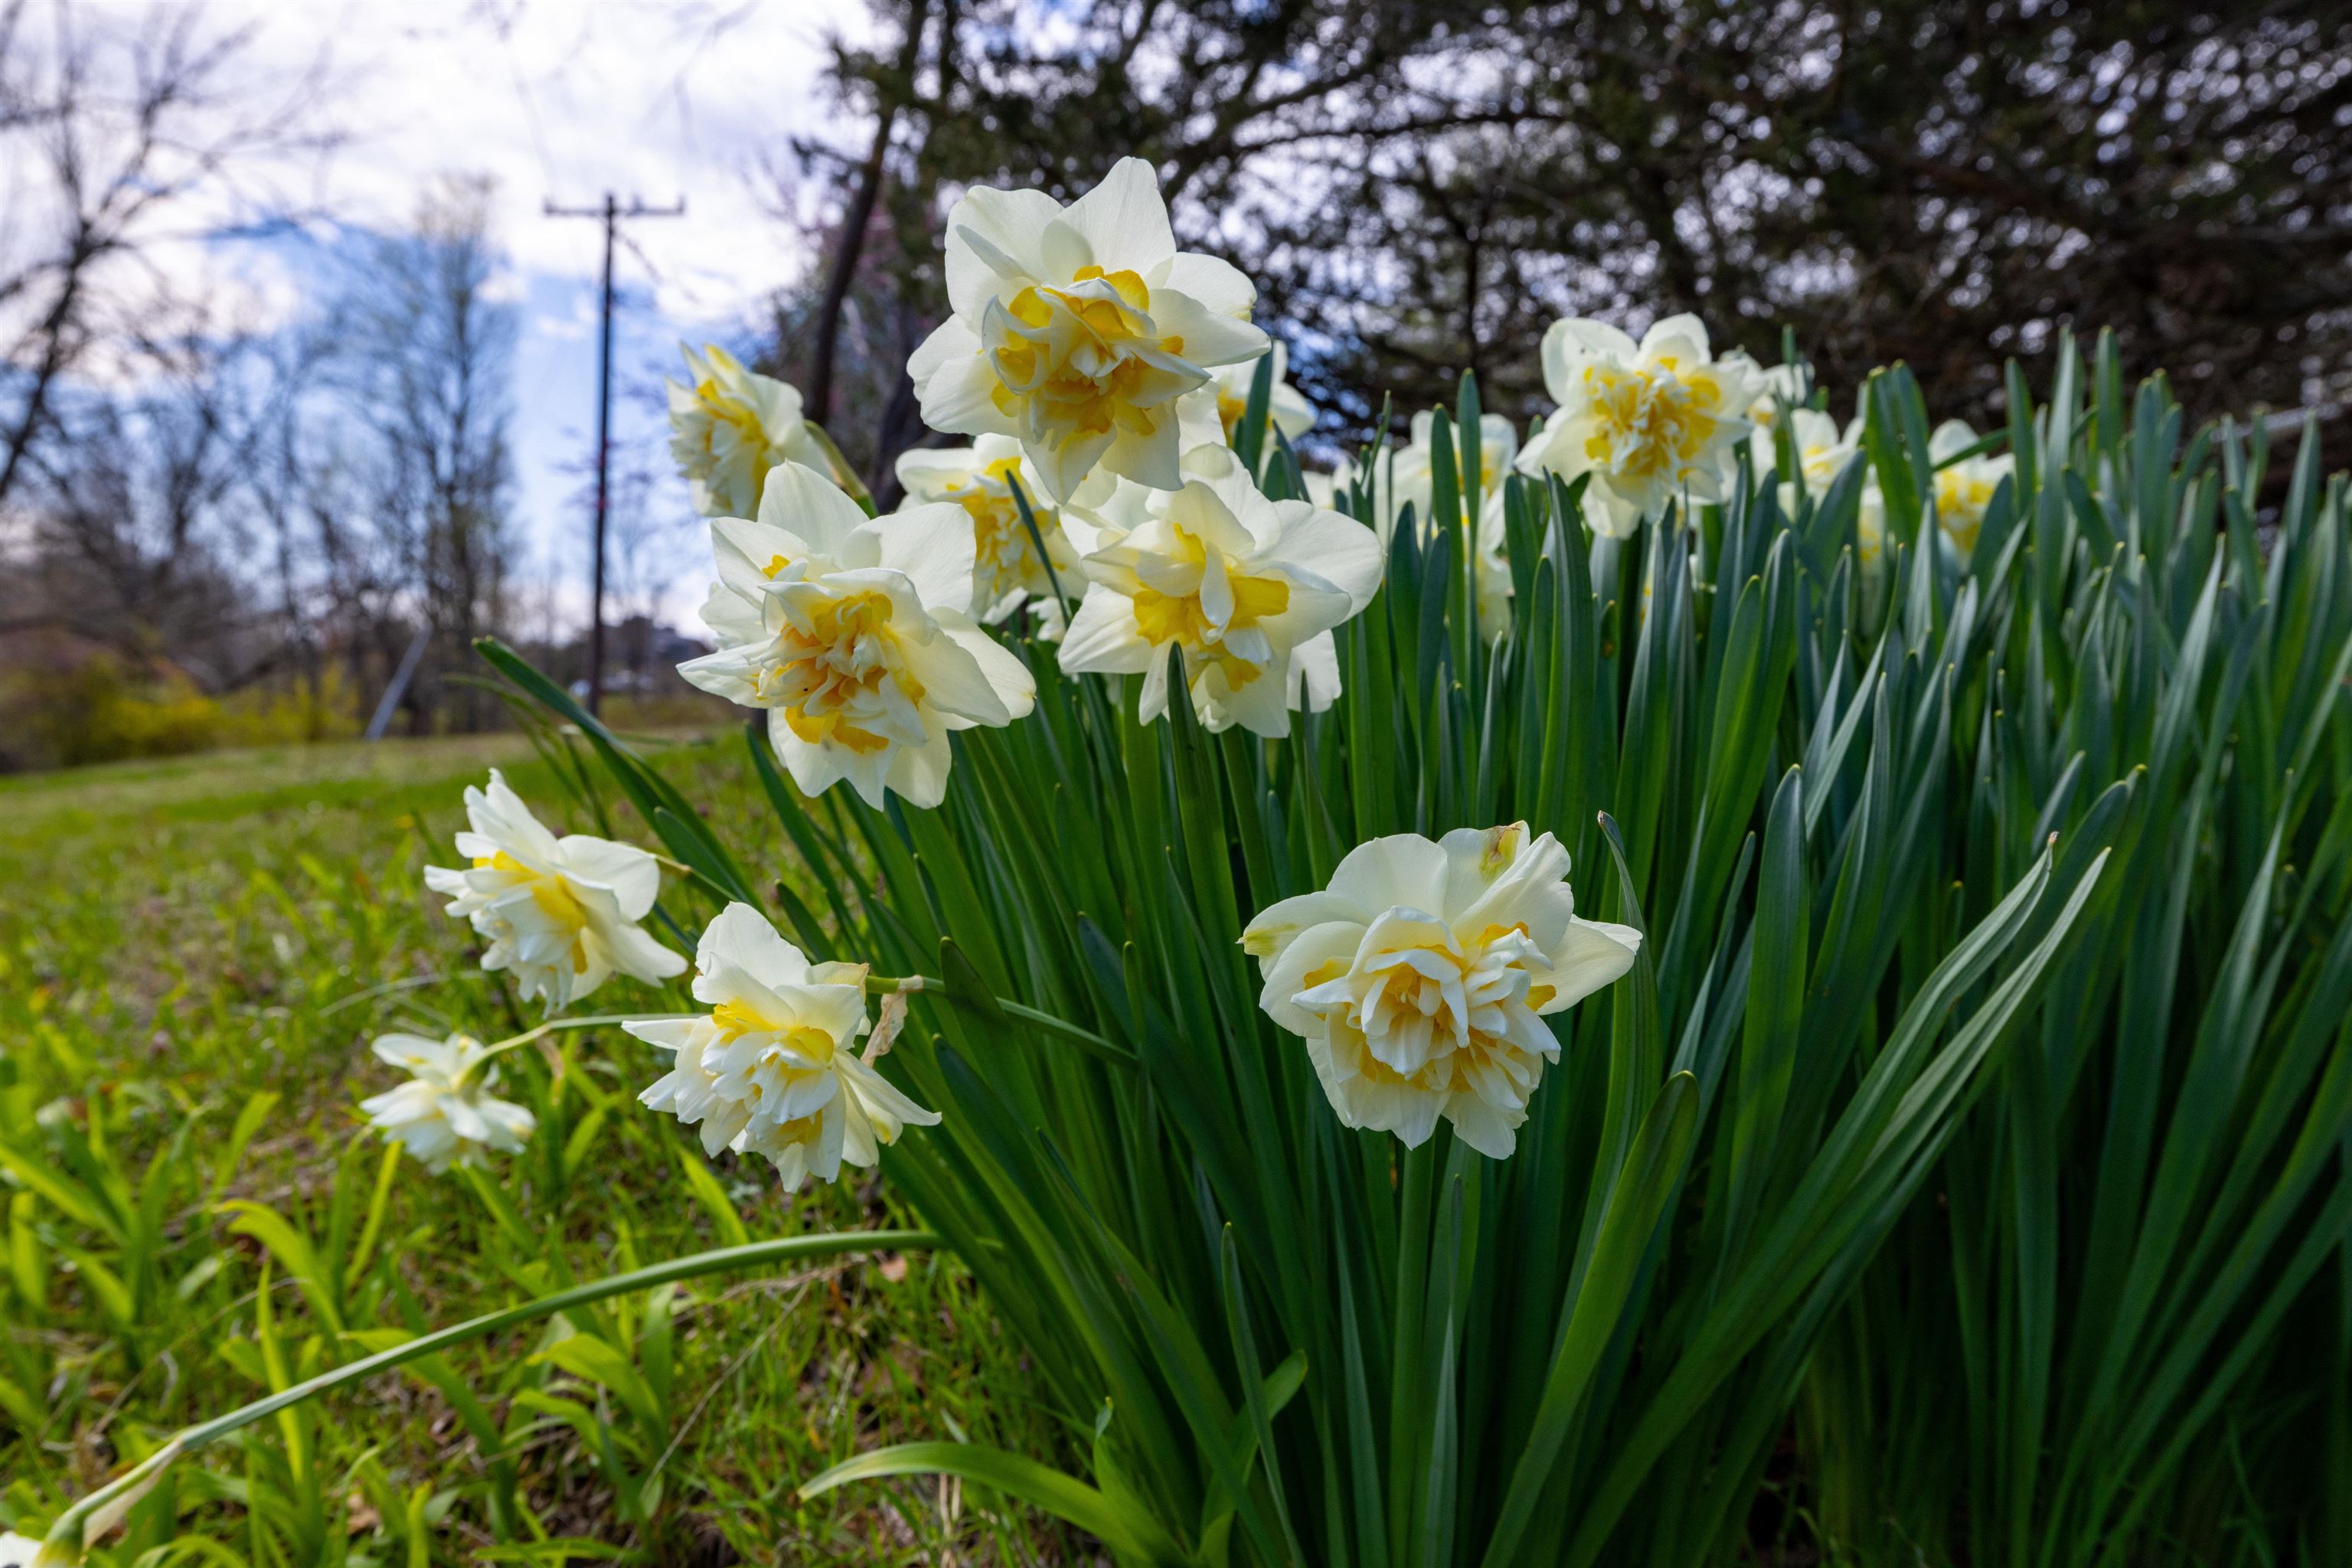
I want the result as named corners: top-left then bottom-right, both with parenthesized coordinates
top-left (210, 0), bottom-right (877, 627)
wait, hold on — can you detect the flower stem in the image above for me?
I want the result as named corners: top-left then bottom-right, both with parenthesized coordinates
top-left (41, 1230), bottom-right (941, 1559)
top-left (456, 1012), bottom-right (697, 1089)
top-left (863, 975), bottom-right (1135, 1069)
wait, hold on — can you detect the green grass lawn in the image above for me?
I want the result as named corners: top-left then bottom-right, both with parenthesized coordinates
top-left (0, 733), bottom-right (1073, 1566)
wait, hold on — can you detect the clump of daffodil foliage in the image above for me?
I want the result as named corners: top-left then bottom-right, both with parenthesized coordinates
top-left (35, 155), bottom-right (2350, 1568)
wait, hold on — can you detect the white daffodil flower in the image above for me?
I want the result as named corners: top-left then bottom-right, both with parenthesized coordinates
top-left (1929, 419), bottom-right (2014, 564)
top-left (680, 462), bottom-right (1037, 810)
top-left (359, 1032), bottom-right (536, 1174)
top-left (1754, 407), bottom-right (1864, 515)
top-left (1210, 338), bottom-right (1315, 444)
top-left (1857, 481), bottom-right (1889, 571)
top-left (1058, 445), bottom-right (1383, 736)
top-left (629, 903), bottom-right (938, 1191)
top-left (1242, 824), bottom-right (1642, 1158)
top-left (1752, 407), bottom-right (1889, 618)
top-left (907, 156), bottom-right (1271, 502)
top-left (1730, 356), bottom-right (1808, 432)
top-left (1378, 410), bottom-right (1523, 642)
top-left (424, 772), bottom-right (687, 1010)
top-left (1392, 410), bottom-right (1519, 541)
top-left (892, 433), bottom-right (1093, 634)
top-left (668, 344), bottom-right (835, 520)
top-left (1517, 313), bottom-right (1764, 539)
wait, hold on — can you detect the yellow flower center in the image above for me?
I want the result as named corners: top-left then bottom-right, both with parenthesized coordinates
top-left (944, 456), bottom-right (1056, 596)
top-left (985, 265), bottom-right (1195, 445)
top-left (1126, 524), bottom-right (1293, 693)
top-left (1936, 468), bottom-right (1998, 555)
top-left (1132, 575), bottom-right (1291, 647)
top-left (694, 377), bottom-right (769, 455)
top-left (753, 588), bottom-right (926, 756)
top-left (1798, 443), bottom-right (1844, 487)
top-left (1217, 390), bottom-right (1249, 437)
top-left (711, 998), bottom-right (840, 1064)
top-left (1310, 920), bottom-right (1546, 1088)
top-left (470, 851), bottom-right (592, 972)
top-left (1583, 358), bottom-right (1727, 485)
top-left (710, 998), bottom-right (765, 1039)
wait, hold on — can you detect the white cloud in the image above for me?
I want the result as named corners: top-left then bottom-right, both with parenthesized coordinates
top-left (6, 0), bottom-right (889, 634)
top-left (240, 0), bottom-right (879, 318)
top-left (534, 292), bottom-right (598, 340)
top-left (234, 0), bottom-right (887, 630)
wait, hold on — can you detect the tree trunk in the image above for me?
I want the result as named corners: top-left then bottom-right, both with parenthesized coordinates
top-left (807, 0), bottom-right (930, 426)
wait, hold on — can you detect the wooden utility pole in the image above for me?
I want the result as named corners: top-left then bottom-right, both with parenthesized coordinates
top-left (545, 193), bottom-right (684, 715)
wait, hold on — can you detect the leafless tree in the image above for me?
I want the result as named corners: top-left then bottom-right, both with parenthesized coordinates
top-left (0, 0), bottom-right (334, 513)
top-left (9, 309), bottom-right (315, 686)
top-left (332, 174), bottom-right (519, 733)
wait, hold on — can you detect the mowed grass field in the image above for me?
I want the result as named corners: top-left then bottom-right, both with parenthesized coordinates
top-left (0, 731), bottom-right (1076, 1565)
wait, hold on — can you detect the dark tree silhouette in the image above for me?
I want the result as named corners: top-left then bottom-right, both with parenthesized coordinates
top-left (787, 0), bottom-right (2352, 459)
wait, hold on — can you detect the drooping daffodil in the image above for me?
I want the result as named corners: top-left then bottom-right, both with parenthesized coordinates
top-left (1517, 313), bottom-right (1764, 539)
top-left (892, 433), bottom-right (1091, 634)
top-left (667, 344), bottom-right (836, 520)
top-left (424, 771), bottom-right (687, 1010)
top-left (1929, 419), bottom-right (2014, 564)
top-left (908, 156), bottom-right (1271, 502)
top-left (360, 1033), bottom-right (536, 1173)
top-left (1242, 825), bottom-right (1642, 1158)
top-left (1210, 338), bottom-right (1315, 443)
top-left (1058, 444), bottom-right (1383, 737)
top-left (630, 903), bottom-right (938, 1191)
top-left (679, 462), bottom-right (1037, 809)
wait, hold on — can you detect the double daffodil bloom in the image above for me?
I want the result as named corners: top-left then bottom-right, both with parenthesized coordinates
top-left (359, 1033), bottom-right (536, 1173)
top-left (630, 903), bottom-right (938, 1191)
top-left (1516, 314), bottom-right (1764, 539)
top-left (667, 344), bottom-right (835, 519)
top-left (680, 462), bottom-right (1037, 809)
top-left (1929, 419), bottom-right (2014, 564)
top-left (423, 772), bottom-right (686, 1009)
top-left (1058, 445), bottom-right (1383, 736)
top-left (908, 157), bottom-right (1271, 502)
top-left (1243, 825), bottom-right (1642, 1158)
top-left (893, 433), bottom-right (1090, 632)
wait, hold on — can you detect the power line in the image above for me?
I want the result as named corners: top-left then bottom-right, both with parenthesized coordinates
top-left (544, 193), bottom-right (686, 718)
